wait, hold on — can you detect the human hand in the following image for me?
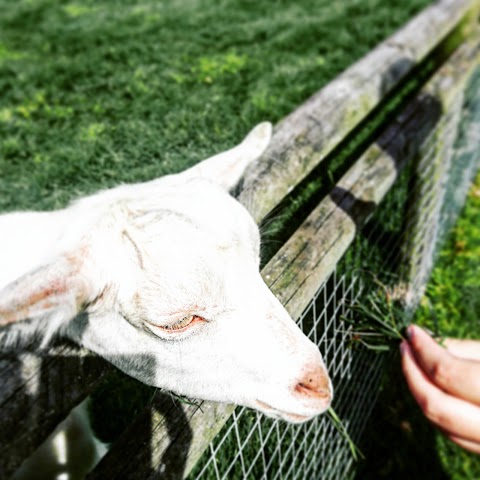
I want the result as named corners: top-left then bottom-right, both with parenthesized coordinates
top-left (400, 325), bottom-right (480, 454)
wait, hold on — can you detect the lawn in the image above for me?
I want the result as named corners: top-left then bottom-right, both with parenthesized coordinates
top-left (0, 0), bottom-right (431, 214)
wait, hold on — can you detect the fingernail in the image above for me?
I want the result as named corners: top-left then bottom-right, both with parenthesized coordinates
top-left (406, 325), bottom-right (414, 341)
top-left (400, 341), bottom-right (407, 355)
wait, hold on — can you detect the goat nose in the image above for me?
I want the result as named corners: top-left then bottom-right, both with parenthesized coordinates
top-left (294, 365), bottom-right (332, 401)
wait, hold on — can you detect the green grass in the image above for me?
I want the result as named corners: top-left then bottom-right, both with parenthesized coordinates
top-left (416, 184), bottom-right (480, 340)
top-left (356, 172), bottom-right (480, 480)
top-left (0, 0), bottom-right (431, 214)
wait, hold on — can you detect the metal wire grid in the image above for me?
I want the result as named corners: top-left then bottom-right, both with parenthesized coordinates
top-left (188, 68), bottom-right (480, 480)
top-left (190, 275), bottom-right (384, 480)
top-left (438, 67), bottom-right (480, 243)
top-left (398, 101), bottom-right (463, 308)
top-left (399, 68), bottom-right (480, 309)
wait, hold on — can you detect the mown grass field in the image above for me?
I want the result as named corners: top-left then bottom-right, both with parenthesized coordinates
top-left (1, 0), bottom-right (431, 213)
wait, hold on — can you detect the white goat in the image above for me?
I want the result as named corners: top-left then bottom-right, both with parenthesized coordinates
top-left (0, 123), bottom-right (332, 423)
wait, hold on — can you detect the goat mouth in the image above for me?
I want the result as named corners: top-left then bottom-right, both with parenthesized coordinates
top-left (254, 400), bottom-right (313, 423)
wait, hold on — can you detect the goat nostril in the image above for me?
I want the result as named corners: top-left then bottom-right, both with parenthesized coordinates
top-left (295, 382), bottom-right (330, 399)
top-left (294, 368), bottom-right (332, 400)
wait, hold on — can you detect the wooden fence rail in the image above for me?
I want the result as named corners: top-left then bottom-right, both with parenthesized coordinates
top-left (239, 0), bottom-right (478, 223)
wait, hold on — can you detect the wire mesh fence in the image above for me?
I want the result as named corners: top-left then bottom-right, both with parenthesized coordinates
top-left (187, 62), bottom-right (480, 480)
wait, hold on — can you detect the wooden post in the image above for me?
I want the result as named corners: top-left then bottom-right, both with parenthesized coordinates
top-left (238, 0), bottom-right (479, 223)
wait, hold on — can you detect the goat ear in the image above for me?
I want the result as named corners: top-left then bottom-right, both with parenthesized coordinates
top-left (183, 122), bottom-right (272, 190)
top-left (0, 253), bottom-right (91, 328)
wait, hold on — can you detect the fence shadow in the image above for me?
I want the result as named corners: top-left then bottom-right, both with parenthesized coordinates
top-left (0, 343), bottom-right (195, 479)
top-left (0, 340), bottom-right (110, 478)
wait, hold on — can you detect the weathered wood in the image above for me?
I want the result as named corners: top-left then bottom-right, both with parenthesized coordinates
top-left (398, 77), bottom-right (471, 304)
top-left (87, 395), bottom-right (235, 480)
top-left (264, 37), bottom-right (480, 320)
top-left (238, 0), bottom-right (479, 223)
top-left (0, 342), bottom-right (112, 477)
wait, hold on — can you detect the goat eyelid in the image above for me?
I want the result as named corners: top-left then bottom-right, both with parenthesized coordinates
top-left (146, 314), bottom-right (207, 335)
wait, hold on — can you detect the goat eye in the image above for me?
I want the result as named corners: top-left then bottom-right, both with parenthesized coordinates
top-left (144, 314), bottom-right (207, 337)
top-left (159, 314), bottom-right (205, 333)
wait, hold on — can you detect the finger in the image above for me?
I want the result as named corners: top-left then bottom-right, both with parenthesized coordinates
top-left (444, 338), bottom-right (480, 361)
top-left (445, 433), bottom-right (480, 454)
top-left (407, 325), bottom-right (480, 405)
top-left (401, 341), bottom-right (480, 444)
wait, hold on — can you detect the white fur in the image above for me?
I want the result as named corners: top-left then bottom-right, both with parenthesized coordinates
top-left (0, 123), bottom-right (332, 423)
